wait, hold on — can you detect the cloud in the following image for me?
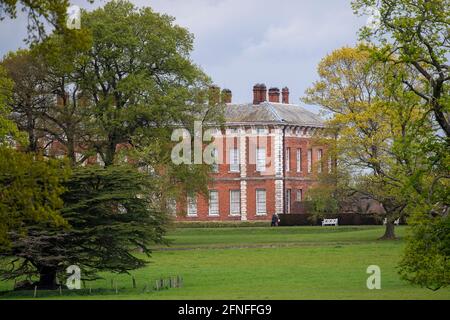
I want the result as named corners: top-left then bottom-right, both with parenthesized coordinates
top-left (143, 0), bottom-right (367, 109)
top-left (0, 0), bottom-right (368, 112)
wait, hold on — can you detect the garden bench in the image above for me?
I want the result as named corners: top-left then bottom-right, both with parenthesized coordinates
top-left (322, 218), bottom-right (338, 226)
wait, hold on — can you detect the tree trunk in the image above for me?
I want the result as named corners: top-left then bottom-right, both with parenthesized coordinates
top-left (37, 266), bottom-right (58, 290)
top-left (379, 220), bottom-right (396, 240)
top-left (104, 139), bottom-right (116, 167)
top-left (26, 109), bottom-right (38, 153)
top-left (67, 134), bottom-right (76, 166)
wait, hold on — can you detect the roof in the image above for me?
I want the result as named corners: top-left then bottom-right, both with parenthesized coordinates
top-left (224, 102), bottom-right (324, 127)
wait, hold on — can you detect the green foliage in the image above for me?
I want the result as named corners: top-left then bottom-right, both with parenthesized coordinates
top-left (352, 0), bottom-right (450, 137)
top-left (0, 1), bottom-right (217, 289)
top-left (0, 65), bottom-right (26, 146)
top-left (0, 147), bottom-right (70, 246)
top-left (0, 0), bottom-right (95, 42)
top-left (306, 183), bottom-right (339, 217)
top-left (74, 0), bottom-right (219, 166)
top-left (399, 215), bottom-right (450, 290)
top-left (60, 165), bottom-right (170, 276)
top-left (0, 165), bottom-right (169, 286)
top-left (303, 46), bottom-right (427, 233)
top-left (352, 0), bottom-right (450, 288)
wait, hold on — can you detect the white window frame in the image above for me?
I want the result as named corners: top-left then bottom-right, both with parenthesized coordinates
top-left (256, 127), bottom-right (268, 135)
top-left (212, 148), bottom-right (219, 173)
top-left (307, 149), bottom-right (312, 173)
top-left (256, 147), bottom-right (266, 172)
top-left (229, 148), bottom-right (240, 172)
top-left (296, 189), bottom-right (303, 202)
top-left (296, 149), bottom-right (302, 173)
top-left (187, 195), bottom-right (197, 217)
top-left (286, 189), bottom-right (291, 214)
top-left (229, 190), bottom-right (241, 216)
top-left (256, 189), bottom-right (267, 216)
top-left (209, 190), bottom-right (219, 216)
top-left (286, 148), bottom-right (291, 172)
top-left (227, 128), bottom-right (239, 135)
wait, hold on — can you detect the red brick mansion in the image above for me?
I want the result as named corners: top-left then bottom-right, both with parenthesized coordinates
top-left (176, 84), bottom-right (327, 222)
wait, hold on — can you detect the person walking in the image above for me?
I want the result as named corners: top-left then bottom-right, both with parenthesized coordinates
top-left (271, 213), bottom-right (280, 226)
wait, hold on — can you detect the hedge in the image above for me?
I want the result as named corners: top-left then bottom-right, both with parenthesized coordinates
top-left (278, 213), bottom-right (389, 226)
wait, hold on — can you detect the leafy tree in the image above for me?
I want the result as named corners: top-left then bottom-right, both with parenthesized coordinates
top-left (0, 0), bottom-right (218, 290)
top-left (0, 68), bottom-right (68, 241)
top-left (0, 0), bottom-right (94, 41)
top-left (399, 215), bottom-right (450, 290)
top-left (1, 65), bottom-right (69, 246)
top-left (353, 0), bottom-right (450, 288)
top-left (353, 0), bottom-right (450, 137)
top-left (0, 65), bottom-right (26, 145)
top-left (73, 0), bottom-right (218, 167)
top-left (0, 148), bottom-right (70, 247)
top-left (303, 45), bottom-right (428, 239)
top-left (0, 165), bottom-right (168, 289)
top-left (1, 50), bottom-right (52, 152)
top-left (34, 31), bottom-right (94, 165)
top-left (306, 183), bottom-right (340, 217)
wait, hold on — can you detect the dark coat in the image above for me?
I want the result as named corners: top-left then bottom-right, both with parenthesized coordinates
top-left (271, 214), bottom-right (279, 226)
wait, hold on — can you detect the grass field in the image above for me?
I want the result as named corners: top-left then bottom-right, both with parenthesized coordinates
top-left (1, 225), bottom-right (450, 300)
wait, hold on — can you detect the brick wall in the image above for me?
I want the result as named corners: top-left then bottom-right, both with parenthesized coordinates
top-left (176, 125), bottom-right (326, 221)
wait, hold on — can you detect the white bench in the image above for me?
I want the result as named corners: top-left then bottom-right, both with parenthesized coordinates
top-left (322, 218), bottom-right (338, 226)
top-left (383, 218), bottom-right (400, 225)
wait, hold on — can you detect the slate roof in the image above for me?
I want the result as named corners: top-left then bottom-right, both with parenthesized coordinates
top-left (224, 102), bottom-right (324, 127)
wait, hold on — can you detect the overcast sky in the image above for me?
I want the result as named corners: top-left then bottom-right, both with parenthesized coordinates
top-left (0, 0), bottom-right (369, 112)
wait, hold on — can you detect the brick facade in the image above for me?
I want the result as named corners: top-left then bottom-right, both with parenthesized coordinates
top-left (46, 83), bottom-right (326, 222)
top-left (176, 84), bottom-right (327, 221)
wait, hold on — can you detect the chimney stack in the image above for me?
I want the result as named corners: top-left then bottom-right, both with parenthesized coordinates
top-left (282, 87), bottom-right (289, 104)
top-left (260, 84), bottom-right (267, 103)
top-left (268, 87), bottom-right (280, 103)
top-left (222, 89), bottom-right (232, 103)
top-left (253, 84), bottom-right (260, 104)
top-left (253, 83), bottom-right (267, 105)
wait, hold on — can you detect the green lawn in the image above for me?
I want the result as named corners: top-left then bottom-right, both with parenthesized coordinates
top-left (1, 225), bottom-right (450, 300)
